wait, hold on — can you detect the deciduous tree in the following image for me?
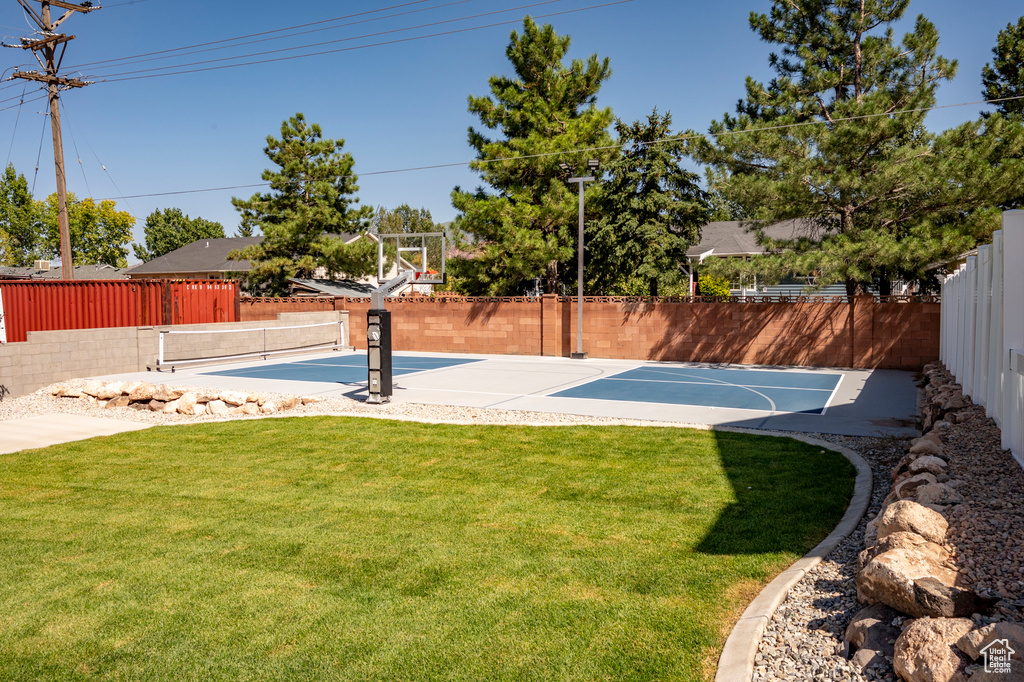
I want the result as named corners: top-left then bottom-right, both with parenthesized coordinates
top-left (451, 17), bottom-right (615, 295)
top-left (0, 164), bottom-right (42, 266)
top-left (132, 207), bottom-right (225, 262)
top-left (39, 193), bottom-right (134, 267)
top-left (230, 113), bottom-right (373, 295)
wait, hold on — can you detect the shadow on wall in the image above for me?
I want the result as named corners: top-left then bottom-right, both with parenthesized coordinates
top-left (695, 430), bottom-right (856, 557)
top-left (648, 301), bottom-right (855, 368)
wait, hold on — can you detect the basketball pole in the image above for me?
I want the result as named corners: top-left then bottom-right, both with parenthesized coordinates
top-left (560, 161), bottom-right (599, 360)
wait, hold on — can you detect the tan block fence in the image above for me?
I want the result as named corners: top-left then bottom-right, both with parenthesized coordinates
top-left (0, 311), bottom-right (347, 398)
top-left (243, 294), bottom-right (939, 370)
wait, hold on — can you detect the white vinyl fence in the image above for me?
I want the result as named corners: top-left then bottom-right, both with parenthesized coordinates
top-left (940, 210), bottom-right (1024, 468)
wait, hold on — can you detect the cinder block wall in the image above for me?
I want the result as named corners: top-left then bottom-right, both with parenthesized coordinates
top-left (0, 311), bottom-right (349, 398)
top-left (234, 296), bottom-right (940, 371)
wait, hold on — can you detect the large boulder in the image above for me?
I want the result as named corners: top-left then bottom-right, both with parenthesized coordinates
top-left (176, 393), bottom-right (199, 416)
top-left (128, 383), bottom-right (156, 401)
top-left (843, 603), bottom-right (902, 671)
top-left (153, 385), bottom-right (185, 402)
top-left (915, 482), bottom-right (964, 506)
top-left (877, 500), bottom-right (948, 544)
top-left (894, 473), bottom-right (938, 500)
top-left (206, 400), bottom-right (230, 416)
top-left (219, 390), bottom-right (250, 407)
top-left (894, 617), bottom-right (974, 682)
top-left (909, 439), bottom-right (946, 458)
top-left (859, 530), bottom-right (949, 571)
top-left (82, 380), bottom-right (123, 400)
top-left (856, 547), bottom-right (959, 617)
top-left (957, 622), bottom-right (1024, 661)
top-left (912, 577), bottom-right (998, 618)
top-left (909, 455), bottom-right (948, 476)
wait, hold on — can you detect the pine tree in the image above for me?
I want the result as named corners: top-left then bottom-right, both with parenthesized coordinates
top-left (982, 17), bottom-right (1024, 118)
top-left (587, 110), bottom-right (711, 296)
top-left (230, 113), bottom-right (373, 295)
top-left (133, 208), bottom-right (225, 262)
top-left (451, 17), bottom-right (615, 295)
top-left (693, 1), bottom-right (1024, 296)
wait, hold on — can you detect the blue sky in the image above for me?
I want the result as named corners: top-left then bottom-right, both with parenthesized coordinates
top-left (1, 0), bottom-right (1021, 262)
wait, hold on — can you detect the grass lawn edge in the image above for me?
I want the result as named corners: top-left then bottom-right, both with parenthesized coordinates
top-left (713, 429), bottom-right (874, 682)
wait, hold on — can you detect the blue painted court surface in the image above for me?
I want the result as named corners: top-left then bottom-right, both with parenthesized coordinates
top-left (203, 353), bottom-right (842, 414)
top-left (552, 366), bottom-right (842, 414)
top-left (202, 353), bottom-right (482, 385)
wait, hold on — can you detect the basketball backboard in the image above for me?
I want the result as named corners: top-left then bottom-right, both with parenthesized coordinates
top-left (376, 232), bottom-right (446, 285)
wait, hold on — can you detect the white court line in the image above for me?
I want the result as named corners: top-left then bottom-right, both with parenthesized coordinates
top-left (625, 367), bottom-right (778, 413)
top-left (603, 377), bottom-right (836, 392)
top-left (820, 374), bottom-right (845, 416)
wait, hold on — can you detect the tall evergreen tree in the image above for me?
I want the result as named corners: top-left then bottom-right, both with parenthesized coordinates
top-left (230, 113), bottom-right (373, 294)
top-left (0, 164), bottom-right (42, 266)
top-left (587, 110), bottom-right (711, 296)
top-left (982, 17), bottom-right (1024, 118)
top-left (692, 1), bottom-right (1024, 296)
top-left (133, 208), bottom-right (225, 262)
top-left (451, 17), bottom-right (615, 295)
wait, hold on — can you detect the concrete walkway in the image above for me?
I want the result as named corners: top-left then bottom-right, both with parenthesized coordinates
top-left (0, 414), bottom-right (151, 454)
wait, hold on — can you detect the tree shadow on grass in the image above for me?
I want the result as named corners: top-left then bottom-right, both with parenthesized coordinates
top-left (695, 430), bottom-right (856, 556)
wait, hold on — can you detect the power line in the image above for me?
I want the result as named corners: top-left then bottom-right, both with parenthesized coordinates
top-left (68, 0), bottom-right (449, 69)
top-left (83, 0), bottom-right (578, 80)
top-left (99, 94), bottom-right (1024, 202)
top-left (90, 1), bottom-right (633, 83)
top-left (5, 83), bottom-right (27, 166)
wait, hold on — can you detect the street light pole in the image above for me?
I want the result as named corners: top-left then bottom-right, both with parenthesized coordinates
top-left (559, 160), bottom-right (599, 359)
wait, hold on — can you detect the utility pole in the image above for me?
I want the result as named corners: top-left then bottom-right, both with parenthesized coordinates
top-left (6, 0), bottom-right (99, 280)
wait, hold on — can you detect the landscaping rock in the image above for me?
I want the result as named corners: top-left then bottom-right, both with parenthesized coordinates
top-left (957, 622), bottom-right (1024, 661)
top-left (910, 455), bottom-right (949, 476)
top-left (877, 500), bottom-right (948, 544)
top-left (104, 395), bottom-right (130, 409)
top-left (153, 385), bottom-right (185, 402)
top-left (148, 399), bottom-right (166, 412)
top-left (128, 383), bottom-right (156, 401)
top-left (176, 393), bottom-right (199, 416)
top-left (241, 402), bottom-right (260, 416)
top-left (219, 390), bottom-right (249, 407)
top-left (206, 400), bottom-right (229, 416)
top-left (260, 401), bottom-right (277, 414)
top-left (859, 530), bottom-right (950, 571)
top-left (162, 399), bottom-right (181, 414)
top-left (916, 482), bottom-right (965, 506)
top-left (894, 617), bottom-right (974, 682)
top-left (895, 472), bottom-right (938, 500)
top-left (912, 577), bottom-right (999, 618)
top-left (844, 603), bottom-right (901, 671)
top-left (856, 547), bottom-right (959, 617)
top-left (910, 439), bottom-right (945, 457)
top-left (194, 389), bottom-right (221, 404)
top-left (278, 396), bottom-right (299, 411)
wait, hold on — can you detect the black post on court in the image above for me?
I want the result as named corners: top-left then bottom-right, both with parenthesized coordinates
top-left (366, 271), bottom-right (412, 404)
top-left (366, 308), bottom-right (392, 403)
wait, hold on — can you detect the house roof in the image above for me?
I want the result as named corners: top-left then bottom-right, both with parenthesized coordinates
top-left (0, 264), bottom-right (131, 280)
top-left (686, 219), bottom-right (827, 259)
top-left (127, 237), bottom-right (263, 276)
top-left (289, 278), bottom-right (376, 297)
top-left (128, 233), bottom-right (367, 277)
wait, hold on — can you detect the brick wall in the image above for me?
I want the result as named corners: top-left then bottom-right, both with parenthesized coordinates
top-left (240, 295), bottom-right (939, 371)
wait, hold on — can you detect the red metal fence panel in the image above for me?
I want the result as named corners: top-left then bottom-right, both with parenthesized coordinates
top-left (0, 279), bottom-right (239, 343)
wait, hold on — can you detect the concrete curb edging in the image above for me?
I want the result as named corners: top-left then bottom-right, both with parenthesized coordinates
top-left (713, 429), bottom-right (874, 682)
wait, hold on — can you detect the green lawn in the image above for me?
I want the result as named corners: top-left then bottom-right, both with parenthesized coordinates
top-left (0, 417), bottom-right (855, 681)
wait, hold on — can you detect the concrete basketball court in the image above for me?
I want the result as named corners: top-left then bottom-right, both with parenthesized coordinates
top-left (92, 349), bottom-right (919, 437)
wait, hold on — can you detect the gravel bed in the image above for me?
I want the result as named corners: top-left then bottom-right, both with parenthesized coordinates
top-left (0, 379), bottom-right (690, 429)
top-left (754, 434), bottom-right (905, 682)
